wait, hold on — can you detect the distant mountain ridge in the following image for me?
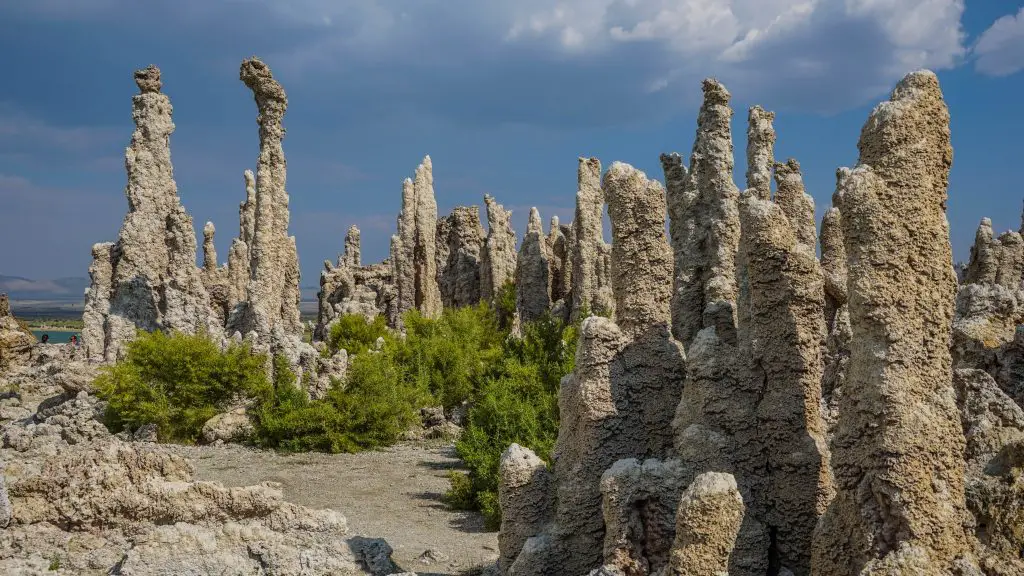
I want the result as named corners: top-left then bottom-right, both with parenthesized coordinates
top-left (0, 276), bottom-right (89, 301)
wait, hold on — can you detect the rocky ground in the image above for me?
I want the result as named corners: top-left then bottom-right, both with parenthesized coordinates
top-left (172, 442), bottom-right (499, 575)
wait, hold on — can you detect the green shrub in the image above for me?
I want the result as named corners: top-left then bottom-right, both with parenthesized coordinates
top-left (447, 312), bottom-right (579, 528)
top-left (94, 330), bottom-right (268, 443)
top-left (493, 280), bottom-right (517, 330)
top-left (327, 314), bottom-right (390, 355)
top-left (247, 351), bottom-right (427, 453)
top-left (397, 305), bottom-right (505, 410)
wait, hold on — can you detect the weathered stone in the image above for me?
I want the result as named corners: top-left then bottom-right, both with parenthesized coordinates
top-left (85, 65), bottom-right (216, 362)
top-left (662, 79), bottom-right (741, 349)
top-left (498, 444), bottom-right (553, 575)
top-left (343, 225), bottom-right (361, 268)
top-left (82, 243), bottom-right (115, 362)
top-left (200, 408), bottom-right (253, 445)
top-left (0, 295), bottom-right (34, 375)
top-left (772, 159), bottom-right (816, 252)
top-left (668, 472), bottom-right (745, 576)
top-left (546, 216), bottom-right (571, 313)
top-left (480, 194), bottom-right (518, 304)
top-left (438, 206), bottom-right (484, 309)
top-left (515, 208), bottom-right (552, 323)
top-left (812, 70), bottom-right (971, 574)
top-left (201, 222), bottom-right (232, 327)
top-left (745, 106), bottom-right (776, 201)
top-left (413, 157), bottom-right (442, 318)
top-left (570, 157), bottom-right (614, 320)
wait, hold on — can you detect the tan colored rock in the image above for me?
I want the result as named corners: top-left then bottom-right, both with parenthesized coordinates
top-left (89, 65), bottom-right (216, 361)
top-left (202, 222), bottom-right (232, 327)
top-left (226, 170), bottom-right (256, 313)
top-left (228, 57), bottom-right (302, 342)
top-left (413, 157), bottom-right (442, 318)
top-left (772, 159), bottom-right (817, 252)
top-left (546, 216), bottom-right (571, 311)
top-left (820, 201), bottom-right (851, 433)
top-left (745, 106), bottom-right (776, 201)
top-left (394, 178), bottom-right (417, 320)
top-left (438, 206), bottom-right (484, 308)
top-left (570, 157), bottom-right (614, 319)
top-left (964, 218), bottom-right (1024, 290)
top-left (0, 295), bottom-right (34, 374)
top-left (480, 194), bottom-right (518, 304)
top-left (343, 224), bottom-right (361, 268)
top-left (668, 472), bottom-right (745, 576)
top-left (662, 79), bottom-right (741, 349)
top-left (515, 208), bottom-right (552, 323)
top-left (82, 242), bottom-right (115, 362)
top-left (738, 193), bottom-right (833, 575)
top-left (498, 444), bottom-right (553, 575)
top-left (812, 70), bottom-right (971, 574)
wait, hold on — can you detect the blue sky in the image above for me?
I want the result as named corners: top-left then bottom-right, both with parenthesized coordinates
top-left (1, 0), bottom-right (1023, 285)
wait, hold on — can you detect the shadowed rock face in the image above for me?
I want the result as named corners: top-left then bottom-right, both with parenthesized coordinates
top-left (392, 157), bottom-right (442, 322)
top-left (480, 194), bottom-right (518, 304)
top-left (813, 70), bottom-right (972, 575)
top-left (343, 225), bottom-right (361, 268)
top-left (83, 65), bottom-right (216, 362)
top-left (0, 294), bottom-right (35, 374)
top-left (669, 472), bottom-right (745, 575)
top-left (662, 79), bottom-right (741, 351)
top-left (516, 208), bottom-right (552, 323)
top-left (438, 206), bottom-right (484, 309)
top-left (571, 157), bottom-right (613, 320)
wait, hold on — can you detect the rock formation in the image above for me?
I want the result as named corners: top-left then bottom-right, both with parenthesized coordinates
top-left (82, 65), bottom-right (217, 362)
top-left (343, 225), bottom-right (361, 268)
top-left (515, 208), bottom-right (552, 323)
top-left (546, 216), bottom-right (572, 319)
top-left (964, 218), bottom-right (1024, 289)
top-left (744, 106), bottom-right (775, 201)
top-left (503, 163), bottom-right (685, 576)
top-left (812, 70), bottom-right (973, 574)
top-left (392, 157), bottom-right (443, 322)
top-left (668, 472), bottom-right (745, 576)
top-left (480, 194), bottom-right (518, 304)
top-left (0, 295), bottom-right (34, 374)
top-left (226, 170), bottom-right (256, 313)
top-left (570, 157), bottom-right (614, 320)
top-left (661, 80), bottom-right (741, 350)
top-left (202, 222), bottom-right (232, 327)
top-left (819, 198), bottom-right (851, 433)
top-left (227, 57), bottom-right (303, 343)
top-left (437, 206), bottom-right (485, 309)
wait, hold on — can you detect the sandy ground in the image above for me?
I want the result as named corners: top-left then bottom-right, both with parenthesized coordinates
top-left (172, 441), bottom-right (499, 575)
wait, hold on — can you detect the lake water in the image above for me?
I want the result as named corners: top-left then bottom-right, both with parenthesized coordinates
top-left (32, 329), bottom-right (81, 343)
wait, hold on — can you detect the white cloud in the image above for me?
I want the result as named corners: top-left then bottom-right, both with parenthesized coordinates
top-left (974, 7), bottom-right (1024, 77)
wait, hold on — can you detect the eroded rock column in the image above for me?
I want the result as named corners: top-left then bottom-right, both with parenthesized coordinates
top-left (515, 208), bottom-right (552, 323)
top-left (570, 157), bottom-right (613, 320)
top-left (480, 194), bottom-right (518, 304)
top-left (812, 70), bottom-right (971, 574)
top-left (438, 206), bottom-right (484, 309)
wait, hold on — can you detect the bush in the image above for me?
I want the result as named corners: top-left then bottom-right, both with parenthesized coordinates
top-left (247, 352), bottom-right (427, 453)
top-left (326, 314), bottom-right (389, 355)
top-left (95, 330), bottom-right (268, 443)
top-left (447, 313), bottom-right (579, 528)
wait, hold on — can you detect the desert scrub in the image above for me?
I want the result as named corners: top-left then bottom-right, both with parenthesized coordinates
top-left (247, 352), bottom-right (427, 453)
top-left (94, 330), bottom-right (268, 443)
top-left (446, 313), bottom-right (578, 528)
top-left (326, 313), bottom-right (389, 355)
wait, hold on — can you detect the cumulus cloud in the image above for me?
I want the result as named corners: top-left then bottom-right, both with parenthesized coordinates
top-left (974, 7), bottom-right (1024, 77)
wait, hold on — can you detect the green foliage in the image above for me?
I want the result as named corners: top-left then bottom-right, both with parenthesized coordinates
top-left (447, 312), bottom-right (579, 528)
top-left (247, 352), bottom-right (427, 453)
top-left (493, 280), bottom-right (517, 330)
top-left (327, 314), bottom-right (390, 355)
top-left (94, 330), bottom-right (268, 444)
top-left (397, 305), bottom-right (505, 410)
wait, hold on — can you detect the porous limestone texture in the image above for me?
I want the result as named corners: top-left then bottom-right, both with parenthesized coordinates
top-left (0, 390), bottom-right (399, 575)
top-left (662, 79), bottom-right (741, 350)
top-left (229, 57), bottom-right (303, 343)
top-left (202, 222), bottom-right (232, 327)
top-left (771, 159), bottom-right (817, 252)
top-left (745, 106), bottom-right (775, 201)
top-left (812, 70), bottom-right (973, 575)
top-left (480, 194), bottom-right (518, 304)
top-left (226, 170), bottom-right (256, 313)
top-left (505, 164), bottom-right (685, 576)
top-left (737, 192), bottom-right (832, 575)
top-left (82, 243), bottom-right (115, 362)
top-left (515, 208), bottom-right (552, 323)
top-left (668, 472), bottom-right (745, 576)
top-left (570, 157), bottom-right (614, 320)
top-left (964, 218), bottom-right (1024, 289)
top-left (498, 444), bottom-right (553, 575)
top-left (0, 295), bottom-right (34, 374)
top-left (819, 201), bottom-right (851, 433)
top-left (437, 206), bottom-right (484, 309)
top-left (316, 258), bottom-right (395, 341)
top-left (83, 65), bottom-right (216, 362)
top-left (343, 224), bottom-right (361, 268)
top-left (546, 216), bottom-right (571, 315)
top-left (953, 369), bottom-right (1024, 573)
top-left (393, 157), bottom-right (443, 321)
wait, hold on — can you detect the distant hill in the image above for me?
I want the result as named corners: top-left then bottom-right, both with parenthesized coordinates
top-left (0, 276), bottom-right (89, 301)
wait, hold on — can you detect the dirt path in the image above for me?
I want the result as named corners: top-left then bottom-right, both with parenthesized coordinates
top-left (172, 442), bottom-right (499, 575)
